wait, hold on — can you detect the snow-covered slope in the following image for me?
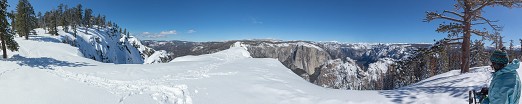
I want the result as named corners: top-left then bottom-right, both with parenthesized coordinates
top-left (0, 35), bottom-right (521, 104)
top-left (34, 26), bottom-right (167, 64)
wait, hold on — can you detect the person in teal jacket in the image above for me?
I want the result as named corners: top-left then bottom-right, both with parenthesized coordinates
top-left (482, 50), bottom-right (521, 104)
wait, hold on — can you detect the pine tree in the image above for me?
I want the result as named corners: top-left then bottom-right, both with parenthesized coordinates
top-left (56, 4), bottom-right (63, 26)
top-left (44, 11), bottom-right (58, 35)
top-left (60, 4), bottom-right (69, 32)
top-left (107, 21), bottom-right (112, 27)
top-left (15, 0), bottom-right (37, 40)
top-left (72, 4), bottom-right (82, 37)
top-left (101, 15), bottom-right (106, 28)
top-left (425, 0), bottom-right (522, 73)
top-left (510, 39), bottom-right (515, 60)
top-left (95, 14), bottom-right (101, 30)
top-left (83, 8), bottom-right (92, 33)
top-left (36, 11), bottom-right (43, 28)
top-left (7, 10), bottom-right (15, 36)
top-left (519, 38), bottom-right (522, 59)
top-left (0, 0), bottom-right (19, 58)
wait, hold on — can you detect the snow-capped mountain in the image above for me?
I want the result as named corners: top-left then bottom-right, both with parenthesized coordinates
top-left (34, 26), bottom-right (168, 64)
top-left (142, 40), bottom-right (431, 90)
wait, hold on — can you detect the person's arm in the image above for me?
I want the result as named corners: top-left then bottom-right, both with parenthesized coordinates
top-left (488, 76), bottom-right (516, 104)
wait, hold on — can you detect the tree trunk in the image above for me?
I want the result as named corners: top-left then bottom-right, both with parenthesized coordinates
top-left (1, 33), bottom-right (7, 59)
top-left (461, 0), bottom-right (472, 73)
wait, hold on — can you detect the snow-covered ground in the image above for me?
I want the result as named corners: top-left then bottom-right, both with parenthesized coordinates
top-left (0, 34), bottom-right (520, 104)
top-left (34, 26), bottom-right (164, 64)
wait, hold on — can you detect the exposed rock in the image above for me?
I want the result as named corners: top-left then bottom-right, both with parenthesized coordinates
top-left (141, 40), bottom-right (431, 90)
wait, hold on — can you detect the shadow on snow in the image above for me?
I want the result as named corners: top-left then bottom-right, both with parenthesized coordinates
top-left (378, 68), bottom-right (488, 104)
top-left (29, 35), bottom-right (62, 43)
top-left (5, 55), bottom-right (95, 70)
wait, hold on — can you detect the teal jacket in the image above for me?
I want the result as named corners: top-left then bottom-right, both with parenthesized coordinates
top-left (483, 59), bottom-right (521, 104)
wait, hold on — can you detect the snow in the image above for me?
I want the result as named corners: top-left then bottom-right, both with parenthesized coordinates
top-left (145, 50), bottom-right (169, 64)
top-left (34, 26), bottom-right (162, 64)
top-left (1, 33), bottom-right (522, 104)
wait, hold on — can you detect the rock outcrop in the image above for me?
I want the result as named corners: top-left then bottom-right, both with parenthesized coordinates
top-left (141, 40), bottom-right (431, 90)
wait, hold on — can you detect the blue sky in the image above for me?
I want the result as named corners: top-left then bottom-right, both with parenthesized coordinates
top-left (7, 0), bottom-right (522, 44)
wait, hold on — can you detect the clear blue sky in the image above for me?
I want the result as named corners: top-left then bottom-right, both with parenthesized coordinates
top-left (7, 0), bottom-right (522, 44)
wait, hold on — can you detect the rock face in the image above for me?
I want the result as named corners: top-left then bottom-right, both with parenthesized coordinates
top-left (245, 41), bottom-right (330, 79)
top-left (141, 40), bottom-right (431, 90)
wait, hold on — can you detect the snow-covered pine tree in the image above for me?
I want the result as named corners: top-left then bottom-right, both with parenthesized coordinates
top-left (15, 0), bottom-right (37, 40)
top-left (0, 0), bottom-right (19, 59)
top-left (424, 0), bottom-right (522, 73)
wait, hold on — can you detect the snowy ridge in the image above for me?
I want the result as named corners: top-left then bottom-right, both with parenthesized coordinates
top-left (34, 26), bottom-right (167, 64)
top-left (1, 34), bottom-right (522, 104)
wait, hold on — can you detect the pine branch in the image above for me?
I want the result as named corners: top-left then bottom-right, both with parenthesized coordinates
top-left (443, 10), bottom-right (464, 18)
top-left (424, 11), bottom-right (464, 23)
top-left (474, 15), bottom-right (502, 31)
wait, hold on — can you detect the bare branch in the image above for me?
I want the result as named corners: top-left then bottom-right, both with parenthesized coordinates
top-left (474, 15), bottom-right (502, 31)
top-left (470, 29), bottom-right (490, 36)
top-left (443, 10), bottom-right (464, 18)
top-left (472, 0), bottom-right (493, 13)
top-left (492, 0), bottom-right (522, 8)
top-left (424, 11), bottom-right (464, 23)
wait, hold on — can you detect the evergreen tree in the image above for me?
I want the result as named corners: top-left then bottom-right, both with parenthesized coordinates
top-left (471, 39), bottom-right (489, 67)
top-left (36, 11), bottom-right (43, 28)
top-left (60, 4), bottom-right (69, 32)
top-left (519, 39), bottom-right (522, 59)
top-left (0, 0), bottom-right (19, 58)
top-left (7, 10), bottom-right (14, 36)
top-left (425, 0), bottom-right (522, 73)
top-left (72, 4), bottom-right (82, 36)
top-left (44, 10), bottom-right (58, 35)
top-left (107, 21), bottom-right (112, 27)
top-left (83, 8), bottom-right (92, 33)
top-left (15, 0), bottom-right (37, 40)
top-left (101, 15), bottom-right (106, 28)
top-left (95, 14), bottom-right (101, 30)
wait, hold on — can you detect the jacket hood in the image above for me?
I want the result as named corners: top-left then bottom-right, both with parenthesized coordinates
top-left (494, 59), bottom-right (520, 76)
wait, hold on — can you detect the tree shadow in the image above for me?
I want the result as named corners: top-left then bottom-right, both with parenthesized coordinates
top-left (379, 75), bottom-right (482, 104)
top-left (5, 55), bottom-right (95, 70)
top-left (29, 35), bottom-right (62, 43)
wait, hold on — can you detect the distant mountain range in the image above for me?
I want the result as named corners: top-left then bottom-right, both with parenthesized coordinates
top-left (141, 39), bottom-right (432, 90)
